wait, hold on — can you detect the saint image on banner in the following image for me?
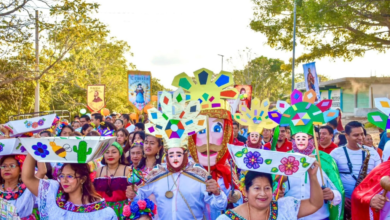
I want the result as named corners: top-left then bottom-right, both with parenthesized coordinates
top-left (303, 62), bottom-right (321, 102)
top-left (127, 71), bottom-right (151, 111)
top-left (87, 85), bottom-right (105, 112)
top-left (234, 85), bottom-right (252, 113)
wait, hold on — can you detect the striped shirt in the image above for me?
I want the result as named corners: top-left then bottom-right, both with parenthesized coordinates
top-left (330, 145), bottom-right (381, 198)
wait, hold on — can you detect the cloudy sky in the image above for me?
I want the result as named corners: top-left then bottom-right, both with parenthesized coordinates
top-left (93, 0), bottom-right (389, 89)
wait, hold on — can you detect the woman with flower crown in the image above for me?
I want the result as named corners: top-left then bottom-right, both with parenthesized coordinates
top-left (22, 153), bottom-right (117, 219)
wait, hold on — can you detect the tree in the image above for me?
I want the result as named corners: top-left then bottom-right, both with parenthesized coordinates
top-left (250, 0), bottom-right (390, 65)
top-left (232, 56), bottom-right (291, 102)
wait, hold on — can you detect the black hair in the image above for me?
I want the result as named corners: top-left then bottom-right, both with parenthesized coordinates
top-left (136, 135), bottom-right (164, 169)
top-left (244, 171), bottom-right (273, 192)
top-left (121, 114), bottom-right (130, 122)
top-left (328, 118), bottom-right (338, 129)
top-left (101, 144), bottom-right (126, 166)
top-left (74, 115), bottom-right (80, 119)
top-left (110, 113), bottom-right (116, 117)
top-left (81, 124), bottom-right (93, 135)
top-left (337, 133), bottom-right (347, 146)
top-left (80, 115), bottom-right (90, 121)
top-left (320, 125), bottom-right (333, 136)
top-left (135, 123), bottom-right (145, 131)
top-left (0, 156), bottom-right (22, 184)
top-left (100, 121), bottom-right (117, 133)
top-left (60, 125), bottom-right (74, 136)
top-left (137, 83), bottom-right (142, 87)
top-left (86, 131), bottom-right (101, 136)
top-left (233, 121), bottom-right (240, 128)
top-left (131, 131), bottom-right (145, 143)
top-left (314, 126), bottom-right (319, 133)
top-left (363, 127), bottom-right (367, 136)
top-left (94, 114), bottom-right (103, 123)
top-left (345, 121), bottom-right (363, 135)
top-left (40, 130), bottom-right (53, 137)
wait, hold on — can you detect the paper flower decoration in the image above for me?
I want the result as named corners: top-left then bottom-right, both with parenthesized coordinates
top-left (366, 97), bottom-right (390, 133)
top-left (172, 68), bottom-right (238, 110)
top-left (145, 88), bottom-right (207, 150)
top-left (268, 89), bottom-right (338, 136)
top-left (234, 98), bottom-right (278, 134)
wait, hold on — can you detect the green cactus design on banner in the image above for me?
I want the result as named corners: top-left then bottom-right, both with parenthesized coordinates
top-left (73, 141), bottom-right (92, 163)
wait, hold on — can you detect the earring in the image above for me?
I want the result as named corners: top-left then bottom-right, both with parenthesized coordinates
top-left (156, 154), bottom-right (160, 159)
top-left (244, 198), bottom-right (248, 202)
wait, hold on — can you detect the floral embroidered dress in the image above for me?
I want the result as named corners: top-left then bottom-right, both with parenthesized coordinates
top-left (37, 179), bottom-right (117, 220)
top-left (0, 183), bottom-right (36, 219)
top-left (216, 197), bottom-right (301, 220)
top-left (94, 167), bottom-right (129, 219)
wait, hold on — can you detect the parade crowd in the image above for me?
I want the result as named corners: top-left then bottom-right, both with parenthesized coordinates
top-left (1, 72), bottom-right (390, 220)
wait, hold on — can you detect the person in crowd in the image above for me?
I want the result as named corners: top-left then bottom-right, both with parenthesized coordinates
top-left (98, 121), bottom-right (117, 136)
top-left (327, 118), bottom-right (339, 136)
top-left (131, 131), bottom-right (145, 145)
top-left (74, 115), bottom-right (80, 121)
top-left (110, 113), bottom-right (117, 122)
top-left (380, 131), bottom-right (390, 161)
top-left (94, 142), bottom-right (129, 219)
top-left (286, 126), bottom-right (292, 141)
top-left (319, 125), bottom-right (338, 154)
top-left (105, 116), bottom-right (113, 123)
top-left (330, 121), bottom-right (382, 219)
top-left (120, 114), bottom-right (135, 133)
top-left (114, 119), bottom-right (124, 130)
top-left (1, 155), bottom-right (44, 219)
top-left (22, 154), bottom-right (117, 219)
top-left (217, 167), bottom-right (324, 220)
top-left (123, 132), bottom-right (135, 162)
top-left (314, 126), bottom-right (320, 144)
top-left (81, 124), bottom-right (94, 136)
top-left (129, 141), bottom-right (144, 168)
top-left (59, 125), bottom-right (74, 137)
top-left (72, 121), bottom-right (81, 130)
top-left (334, 133), bottom-right (347, 147)
top-left (136, 135), bottom-right (163, 173)
top-left (364, 131), bottom-right (383, 159)
top-left (86, 130), bottom-right (101, 136)
top-left (233, 121), bottom-right (246, 145)
top-left (40, 130), bottom-right (53, 137)
top-left (261, 128), bottom-right (273, 145)
top-left (336, 108), bottom-right (344, 132)
top-left (378, 130), bottom-right (390, 150)
top-left (134, 122), bottom-right (144, 132)
top-left (264, 126), bottom-right (292, 152)
top-left (116, 128), bottom-right (129, 148)
top-left (76, 115), bottom-right (91, 132)
top-left (91, 113), bottom-right (103, 129)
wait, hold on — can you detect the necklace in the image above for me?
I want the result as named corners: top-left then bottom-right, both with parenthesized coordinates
top-left (105, 165), bottom-right (120, 197)
top-left (2, 183), bottom-right (19, 192)
top-left (106, 164), bottom-right (120, 177)
top-left (165, 172), bottom-right (181, 199)
top-left (247, 202), bottom-right (270, 220)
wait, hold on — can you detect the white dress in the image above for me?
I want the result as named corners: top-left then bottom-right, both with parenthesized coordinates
top-left (216, 197), bottom-right (301, 220)
top-left (0, 184), bottom-right (36, 218)
top-left (37, 179), bottom-right (117, 220)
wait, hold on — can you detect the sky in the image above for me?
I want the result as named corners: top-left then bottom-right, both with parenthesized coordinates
top-left (92, 0), bottom-right (389, 89)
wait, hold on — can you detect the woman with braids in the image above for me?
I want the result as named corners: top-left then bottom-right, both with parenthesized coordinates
top-left (22, 154), bottom-right (117, 219)
top-left (0, 155), bottom-right (45, 219)
top-left (94, 142), bottom-right (130, 219)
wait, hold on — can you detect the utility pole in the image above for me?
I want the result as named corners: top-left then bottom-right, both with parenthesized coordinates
top-left (34, 10), bottom-right (40, 113)
top-left (218, 54), bottom-right (224, 71)
top-left (291, 0), bottom-right (297, 92)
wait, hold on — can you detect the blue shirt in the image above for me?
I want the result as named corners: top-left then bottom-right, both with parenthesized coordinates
top-left (379, 131), bottom-right (390, 150)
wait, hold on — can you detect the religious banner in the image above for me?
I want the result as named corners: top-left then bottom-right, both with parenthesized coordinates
top-left (303, 62), bottom-right (320, 102)
top-left (20, 136), bottom-right (115, 163)
top-left (127, 71), bottom-right (152, 112)
top-left (87, 85), bottom-right (106, 112)
top-left (235, 85), bottom-right (252, 113)
top-left (228, 144), bottom-right (316, 176)
top-left (5, 114), bottom-right (56, 137)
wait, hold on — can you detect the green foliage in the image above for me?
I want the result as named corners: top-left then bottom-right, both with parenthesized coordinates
top-left (250, 0), bottom-right (390, 65)
top-left (232, 56), bottom-right (291, 102)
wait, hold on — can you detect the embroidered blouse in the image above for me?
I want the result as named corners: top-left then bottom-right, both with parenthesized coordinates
top-left (37, 179), bottom-right (117, 220)
top-left (0, 183), bottom-right (35, 218)
top-left (216, 197), bottom-right (301, 220)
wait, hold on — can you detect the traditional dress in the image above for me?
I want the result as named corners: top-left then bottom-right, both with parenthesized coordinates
top-left (351, 160), bottom-right (390, 220)
top-left (134, 162), bottom-right (227, 220)
top-left (37, 179), bottom-right (117, 220)
top-left (0, 183), bottom-right (36, 219)
top-left (217, 197), bottom-right (301, 220)
top-left (94, 167), bottom-right (129, 219)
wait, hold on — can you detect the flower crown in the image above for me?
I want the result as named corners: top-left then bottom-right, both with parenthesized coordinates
top-left (145, 88), bottom-right (207, 150)
top-left (268, 89), bottom-right (338, 136)
top-left (367, 97), bottom-right (390, 133)
top-left (234, 98), bottom-right (278, 134)
top-left (172, 68), bottom-right (238, 110)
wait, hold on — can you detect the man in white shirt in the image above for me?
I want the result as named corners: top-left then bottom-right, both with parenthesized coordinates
top-left (120, 113), bottom-right (135, 133)
top-left (330, 121), bottom-right (381, 219)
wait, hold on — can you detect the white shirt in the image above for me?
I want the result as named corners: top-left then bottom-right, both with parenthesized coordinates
top-left (136, 172), bottom-right (227, 220)
top-left (330, 145), bottom-right (381, 199)
top-left (126, 124), bottom-right (135, 133)
top-left (382, 141), bottom-right (390, 161)
top-left (285, 167), bottom-right (342, 220)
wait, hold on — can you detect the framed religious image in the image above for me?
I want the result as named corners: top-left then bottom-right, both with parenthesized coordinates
top-left (127, 71), bottom-right (152, 112)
